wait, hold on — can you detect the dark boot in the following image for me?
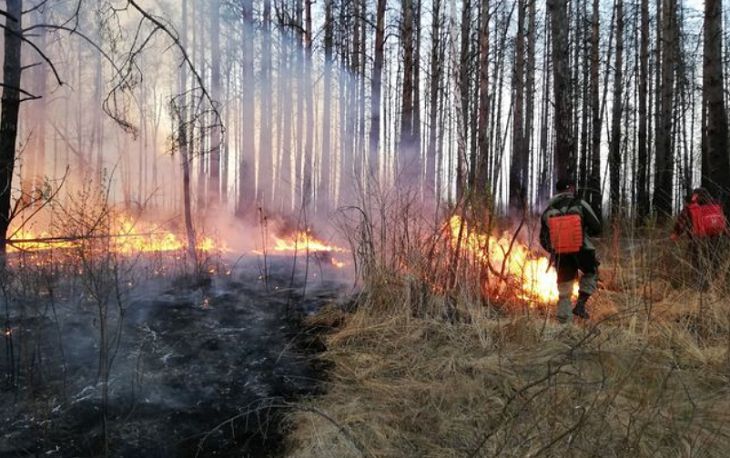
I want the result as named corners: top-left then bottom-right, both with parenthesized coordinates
top-left (572, 292), bottom-right (591, 320)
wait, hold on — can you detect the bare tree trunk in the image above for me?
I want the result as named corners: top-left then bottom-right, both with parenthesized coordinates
top-left (609, 0), bottom-right (624, 217)
top-left (399, 0), bottom-right (419, 189)
top-left (412, 0), bottom-right (422, 195)
top-left (525, 0), bottom-right (536, 207)
top-left (457, 0), bottom-right (471, 199)
top-left (178, 0), bottom-right (197, 263)
top-left (209, 0), bottom-right (221, 205)
top-left (279, 20), bottom-right (292, 211)
top-left (195, 0), bottom-right (207, 211)
top-left (369, 0), bottom-right (386, 184)
top-left (319, 0), bottom-right (334, 213)
top-left (295, 0), bottom-right (305, 207)
top-left (0, 0), bottom-right (22, 257)
top-left (475, 0), bottom-right (490, 194)
top-left (303, 0), bottom-right (314, 208)
top-left (578, 2), bottom-right (589, 194)
top-left (537, 19), bottom-right (551, 203)
top-left (702, 0), bottom-right (730, 213)
top-left (258, 0), bottom-right (272, 208)
top-left (548, 0), bottom-right (574, 182)
top-left (637, 0), bottom-right (650, 221)
top-left (238, 0), bottom-right (256, 216)
top-left (426, 0), bottom-right (442, 201)
top-left (653, 0), bottom-right (676, 221)
top-left (357, 0), bottom-right (367, 188)
top-left (587, 0), bottom-right (602, 217)
top-left (509, 0), bottom-right (526, 211)
top-left (32, 8), bottom-right (47, 197)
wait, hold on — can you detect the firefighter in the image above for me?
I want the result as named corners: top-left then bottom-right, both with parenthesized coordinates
top-left (539, 178), bottom-right (602, 323)
top-left (671, 187), bottom-right (728, 288)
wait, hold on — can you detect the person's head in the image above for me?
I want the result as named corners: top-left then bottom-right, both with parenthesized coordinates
top-left (690, 187), bottom-right (712, 204)
top-left (556, 178), bottom-right (577, 194)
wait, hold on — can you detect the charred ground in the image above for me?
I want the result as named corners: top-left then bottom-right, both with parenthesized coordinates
top-left (1, 256), bottom-right (346, 457)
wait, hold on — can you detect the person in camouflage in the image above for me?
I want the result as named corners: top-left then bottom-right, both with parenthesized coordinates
top-left (539, 178), bottom-right (602, 323)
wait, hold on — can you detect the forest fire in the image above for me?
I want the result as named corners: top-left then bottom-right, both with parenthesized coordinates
top-left (448, 216), bottom-right (575, 305)
top-left (7, 216), bottom-right (219, 255)
top-left (257, 230), bottom-right (349, 268)
top-left (272, 230), bottom-right (347, 254)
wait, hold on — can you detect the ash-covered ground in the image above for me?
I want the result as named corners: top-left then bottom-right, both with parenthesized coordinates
top-left (0, 255), bottom-right (349, 457)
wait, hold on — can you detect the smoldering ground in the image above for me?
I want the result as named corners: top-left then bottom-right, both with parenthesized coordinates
top-left (0, 255), bottom-right (350, 457)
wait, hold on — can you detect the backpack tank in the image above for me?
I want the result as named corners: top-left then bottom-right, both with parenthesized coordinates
top-left (547, 214), bottom-right (583, 254)
top-left (688, 203), bottom-right (726, 237)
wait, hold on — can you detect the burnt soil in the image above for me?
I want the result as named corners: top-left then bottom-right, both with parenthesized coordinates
top-left (0, 256), bottom-right (347, 457)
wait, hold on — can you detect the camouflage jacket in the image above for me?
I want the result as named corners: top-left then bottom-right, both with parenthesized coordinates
top-left (539, 192), bottom-right (602, 252)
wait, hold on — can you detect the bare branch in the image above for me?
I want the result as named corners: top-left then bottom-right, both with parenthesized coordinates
top-left (0, 82), bottom-right (39, 100)
top-left (22, 0), bottom-right (50, 16)
top-left (125, 0), bottom-right (223, 130)
top-left (0, 22), bottom-right (63, 86)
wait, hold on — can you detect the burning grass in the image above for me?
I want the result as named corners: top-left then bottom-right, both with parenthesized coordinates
top-left (284, 200), bottom-right (730, 457)
top-left (7, 213), bottom-right (220, 256)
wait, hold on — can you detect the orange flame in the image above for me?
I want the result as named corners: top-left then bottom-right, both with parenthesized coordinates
top-left (7, 216), bottom-right (221, 255)
top-left (272, 230), bottom-right (346, 254)
top-left (448, 216), bottom-right (576, 305)
top-left (256, 230), bottom-right (348, 268)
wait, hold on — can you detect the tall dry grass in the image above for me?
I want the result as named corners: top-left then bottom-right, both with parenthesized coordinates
top-left (285, 195), bottom-right (730, 457)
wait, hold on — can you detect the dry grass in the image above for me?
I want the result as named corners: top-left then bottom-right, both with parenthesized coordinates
top-left (285, 210), bottom-right (730, 457)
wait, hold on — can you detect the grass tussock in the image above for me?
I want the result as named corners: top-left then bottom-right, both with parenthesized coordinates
top-left (285, 196), bottom-right (730, 457)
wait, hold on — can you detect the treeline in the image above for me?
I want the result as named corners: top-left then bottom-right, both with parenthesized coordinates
top-left (3, 0), bottom-right (730, 235)
top-left (185, 0), bottom-right (730, 220)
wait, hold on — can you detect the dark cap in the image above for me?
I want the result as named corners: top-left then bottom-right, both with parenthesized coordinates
top-left (556, 178), bottom-right (576, 192)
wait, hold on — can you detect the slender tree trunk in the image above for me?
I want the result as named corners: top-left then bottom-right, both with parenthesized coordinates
top-left (195, 0), bottom-right (207, 211)
top-left (653, 0), bottom-right (676, 220)
top-left (320, 0), bottom-right (334, 213)
top-left (0, 0), bottom-right (22, 257)
top-left (702, 0), bottom-right (730, 213)
top-left (369, 0), bottom-right (386, 184)
top-left (357, 0), bottom-right (367, 188)
top-left (525, 0), bottom-right (536, 208)
top-left (609, 0), bottom-right (624, 217)
top-left (238, 0), bottom-right (256, 215)
top-left (303, 0), bottom-right (314, 208)
top-left (588, 0), bottom-right (602, 217)
top-left (412, 0), bottom-right (422, 194)
top-left (475, 0), bottom-right (490, 194)
top-left (457, 0), bottom-right (471, 199)
top-left (33, 9), bottom-right (47, 197)
top-left (637, 0), bottom-right (650, 221)
top-left (548, 0), bottom-right (575, 182)
top-left (578, 5), bottom-right (589, 194)
top-left (294, 0), bottom-right (305, 206)
top-left (259, 0), bottom-right (272, 208)
top-left (209, 0), bottom-right (221, 205)
top-left (399, 0), bottom-right (419, 189)
top-left (509, 0), bottom-right (526, 211)
top-left (537, 17), bottom-right (551, 203)
top-left (178, 0), bottom-right (197, 263)
top-left (426, 0), bottom-right (442, 201)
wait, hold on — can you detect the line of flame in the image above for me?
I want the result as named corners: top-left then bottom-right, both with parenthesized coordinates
top-left (448, 216), bottom-right (577, 304)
